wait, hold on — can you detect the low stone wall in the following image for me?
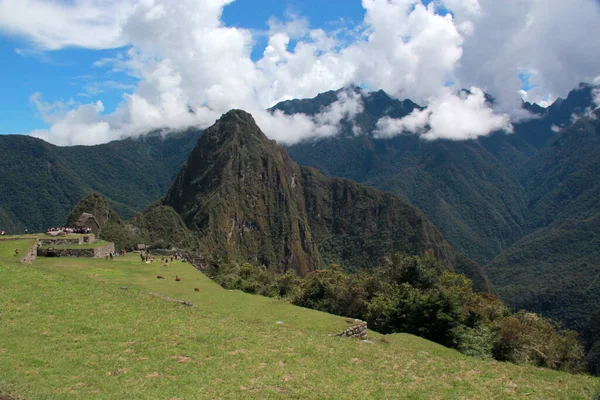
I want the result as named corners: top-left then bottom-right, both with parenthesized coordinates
top-left (39, 237), bottom-right (82, 246)
top-left (19, 241), bottom-right (38, 264)
top-left (93, 243), bottom-right (115, 258)
top-left (334, 320), bottom-right (368, 340)
top-left (37, 242), bottom-right (115, 259)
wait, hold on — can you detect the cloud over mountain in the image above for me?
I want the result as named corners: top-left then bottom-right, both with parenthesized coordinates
top-left (1, 0), bottom-right (599, 145)
top-left (374, 88), bottom-right (513, 140)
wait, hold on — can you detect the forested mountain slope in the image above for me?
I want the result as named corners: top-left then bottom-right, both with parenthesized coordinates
top-left (486, 110), bottom-right (600, 329)
top-left (0, 129), bottom-right (201, 232)
top-left (281, 84), bottom-right (600, 328)
top-left (164, 110), bottom-right (490, 290)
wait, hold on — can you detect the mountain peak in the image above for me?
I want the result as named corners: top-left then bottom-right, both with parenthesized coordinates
top-left (219, 109), bottom-right (256, 123)
top-left (206, 109), bottom-right (270, 146)
top-left (164, 112), bottom-right (489, 287)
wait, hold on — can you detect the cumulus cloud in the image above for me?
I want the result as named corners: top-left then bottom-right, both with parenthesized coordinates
top-left (448, 0), bottom-right (600, 115)
top-left (0, 0), bottom-right (133, 50)
top-left (1, 0), bottom-right (599, 145)
top-left (593, 77), bottom-right (600, 110)
top-left (256, 89), bottom-right (364, 144)
top-left (374, 87), bottom-right (513, 140)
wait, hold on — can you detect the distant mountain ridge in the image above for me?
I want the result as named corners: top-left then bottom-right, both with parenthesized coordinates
top-left (279, 84), bottom-right (600, 329)
top-left (0, 129), bottom-right (201, 232)
top-left (163, 109), bottom-right (490, 290)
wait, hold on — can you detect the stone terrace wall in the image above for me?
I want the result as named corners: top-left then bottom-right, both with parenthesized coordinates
top-left (335, 320), bottom-right (368, 340)
top-left (39, 237), bottom-right (82, 246)
top-left (37, 248), bottom-right (95, 258)
top-left (37, 243), bottom-right (114, 259)
top-left (93, 243), bottom-right (115, 258)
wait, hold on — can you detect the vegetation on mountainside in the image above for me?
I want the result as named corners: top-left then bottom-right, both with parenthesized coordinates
top-left (485, 215), bottom-right (600, 330)
top-left (486, 110), bottom-right (600, 330)
top-left (584, 308), bottom-right (600, 376)
top-left (280, 88), bottom-right (532, 265)
top-left (281, 85), bottom-right (600, 331)
top-left (66, 193), bottom-right (196, 251)
top-left (0, 129), bottom-right (201, 232)
top-left (0, 245), bottom-right (597, 399)
top-left (165, 109), bottom-right (490, 291)
top-left (130, 205), bottom-right (198, 250)
top-left (66, 192), bottom-right (118, 227)
top-left (207, 253), bottom-right (584, 372)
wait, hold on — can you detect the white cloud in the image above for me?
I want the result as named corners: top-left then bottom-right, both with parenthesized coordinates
top-left (256, 89), bottom-right (365, 144)
top-left (0, 0), bottom-right (599, 145)
top-left (374, 87), bottom-right (513, 140)
top-left (0, 0), bottom-right (133, 50)
top-left (30, 101), bottom-right (112, 146)
top-left (449, 0), bottom-right (600, 114)
top-left (593, 76), bottom-right (600, 109)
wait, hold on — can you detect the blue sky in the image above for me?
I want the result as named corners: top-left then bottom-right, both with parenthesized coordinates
top-left (0, 0), bottom-right (368, 134)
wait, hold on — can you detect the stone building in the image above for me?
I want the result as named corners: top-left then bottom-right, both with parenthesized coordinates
top-left (75, 213), bottom-right (101, 237)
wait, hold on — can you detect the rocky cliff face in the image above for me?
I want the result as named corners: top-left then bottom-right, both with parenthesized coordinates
top-left (164, 110), bottom-right (320, 275)
top-left (165, 110), bottom-right (490, 289)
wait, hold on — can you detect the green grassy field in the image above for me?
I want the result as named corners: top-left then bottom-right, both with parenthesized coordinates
top-left (0, 247), bottom-right (598, 399)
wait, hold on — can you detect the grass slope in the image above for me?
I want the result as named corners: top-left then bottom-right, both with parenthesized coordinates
top-left (0, 252), bottom-right (597, 398)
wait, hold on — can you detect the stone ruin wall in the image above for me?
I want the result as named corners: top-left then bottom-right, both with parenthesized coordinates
top-left (37, 242), bottom-right (114, 259)
top-left (335, 320), bottom-right (368, 340)
top-left (19, 241), bottom-right (38, 264)
top-left (82, 235), bottom-right (96, 244)
top-left (37, 248), bottom-right (95, 258)
top-left (39, 237), bottom-right (82, 246)
top-left (93, 242), bottom-right (115, 258)
top-left (38, 235), bottom-right (94, 246)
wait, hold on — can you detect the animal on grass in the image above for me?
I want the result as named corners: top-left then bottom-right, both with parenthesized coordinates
top-left (175, 275), bottom-right (181, 282)
top-left (14, 249), bottom-right (19, 255)
top-left (157, 275), bottom-right (165, 279)
top-left (194, 287), bottom-right (200, 292)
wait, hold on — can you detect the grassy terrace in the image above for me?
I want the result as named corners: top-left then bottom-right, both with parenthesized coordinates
top-left (0, 233), bottom-right (88, 240)
top-left (0, 246), bottom-right (598, 399)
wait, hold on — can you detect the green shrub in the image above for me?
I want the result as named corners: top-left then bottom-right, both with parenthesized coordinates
top-left (453, 325), bottom-right (494, 359)
top-left (492, 311), bottom-right (585, 371)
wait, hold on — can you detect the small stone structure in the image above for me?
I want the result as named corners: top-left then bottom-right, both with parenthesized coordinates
top-left (75, 213), bottom-right (102, 237)
top-left (334, 319), bottom-right (368, 340)
top-left (149, 292), bottom-right (194, 307)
